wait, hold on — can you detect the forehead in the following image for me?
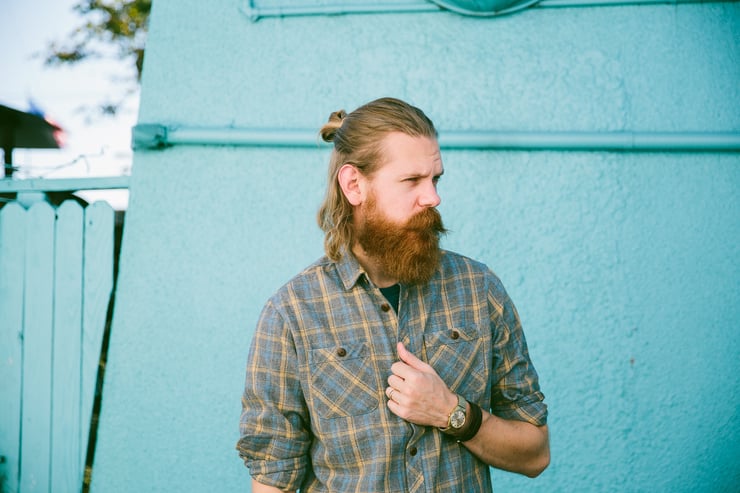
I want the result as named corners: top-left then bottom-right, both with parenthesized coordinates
top-left (376, 132), bottom-right (443, 176)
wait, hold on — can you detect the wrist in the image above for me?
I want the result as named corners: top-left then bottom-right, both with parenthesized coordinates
top-left (440, 391), bottom-right (458, 427)
top-left (439, 394), bottom-right (467, 433)
top-left (454, 401), bottom-right (483, 442)
top-left (438, 394), bottom-right (483, 442)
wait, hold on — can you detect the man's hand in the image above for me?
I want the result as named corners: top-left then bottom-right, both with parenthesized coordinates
top-left (386, 342), bottom-right (458, 427)
top-left (386, 343), bottom-right (550, 477)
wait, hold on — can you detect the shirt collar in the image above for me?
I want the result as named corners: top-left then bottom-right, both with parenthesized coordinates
top-left (334, 249), bottom-right (367, 291)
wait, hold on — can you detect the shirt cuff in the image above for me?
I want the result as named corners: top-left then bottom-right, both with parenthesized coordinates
top-left (246, 456), bottom-right (309, 492)
top-left (492, 392), bottom-right (548, 426)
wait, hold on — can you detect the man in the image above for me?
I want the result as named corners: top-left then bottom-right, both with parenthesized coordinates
top-left (237, 97), bottom-right (549, 492)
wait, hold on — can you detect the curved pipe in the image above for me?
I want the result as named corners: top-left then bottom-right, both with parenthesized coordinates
top-left (429, 0), bottom-right (542, 16)
top-left (132, 124), bottom-right (740, 152)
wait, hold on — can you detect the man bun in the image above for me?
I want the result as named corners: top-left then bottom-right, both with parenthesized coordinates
top-left (320, 110), bottom-right (347, 143)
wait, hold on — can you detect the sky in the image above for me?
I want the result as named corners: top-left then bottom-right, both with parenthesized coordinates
top-left (1, 0), bottom-right (137, 210)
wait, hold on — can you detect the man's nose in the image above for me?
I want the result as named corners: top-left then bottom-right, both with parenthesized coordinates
top-left (419, 182), bottom-right (441, 208)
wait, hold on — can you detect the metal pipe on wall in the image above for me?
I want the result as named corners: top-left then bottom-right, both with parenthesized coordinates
top-left (241, 1), bottom-right (440, 21)
top-left (0, 176), bottom-right (131, 193)
top-left (241, 0), bottom-right (736, 21)
top-left (132, 124), bottom-right (740, 152)
top-left (539, 0), bottom-right (737, 7)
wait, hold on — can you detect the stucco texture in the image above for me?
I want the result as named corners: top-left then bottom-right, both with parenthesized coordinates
top-left (91, 1), bottom-right (739, 491)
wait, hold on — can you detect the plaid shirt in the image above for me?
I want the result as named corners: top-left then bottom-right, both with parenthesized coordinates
top-left (237, 250), bottom-right (547, 492)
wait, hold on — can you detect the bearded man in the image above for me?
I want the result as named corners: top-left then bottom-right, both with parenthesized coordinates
top-left (237, 97), bottom-right (550, 493)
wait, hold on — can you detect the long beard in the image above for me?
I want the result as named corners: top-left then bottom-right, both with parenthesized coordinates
top-left (356, 199), bottom-right (447, 285)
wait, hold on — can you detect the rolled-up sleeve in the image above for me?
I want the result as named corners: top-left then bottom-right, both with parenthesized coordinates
top-left (487, 274), bottom-right (548, 427)
top-left (236, 299), bottom-right (312, 490)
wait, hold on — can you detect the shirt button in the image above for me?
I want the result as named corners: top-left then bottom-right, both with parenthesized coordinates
top-left (336, 347), bottom-right (347, 357)
top-left (450, 330), bottom-right (460, 340)
top-left (381, 303), bottom-right (391, 312)
top-left (409, 446), bottom-right (418, 456)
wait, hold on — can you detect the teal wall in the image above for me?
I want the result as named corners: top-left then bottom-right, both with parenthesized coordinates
top-left (91, 1), bottom-right (740, 491)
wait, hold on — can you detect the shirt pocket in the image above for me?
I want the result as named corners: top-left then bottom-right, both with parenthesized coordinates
top-left (423, 325), bottom-right (488, 401)
top-left (308, 342), bottom-right (380, 419)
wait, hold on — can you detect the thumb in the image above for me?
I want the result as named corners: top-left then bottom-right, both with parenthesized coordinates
top-left (397, 342), bottom-right (430, 371)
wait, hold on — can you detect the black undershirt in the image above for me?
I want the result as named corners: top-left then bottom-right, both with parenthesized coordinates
top-left (379, 284), bottom-right (400, 313)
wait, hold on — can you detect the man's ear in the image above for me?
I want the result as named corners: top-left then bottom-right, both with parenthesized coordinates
top-left (337, 164), bottom-right (365, 206)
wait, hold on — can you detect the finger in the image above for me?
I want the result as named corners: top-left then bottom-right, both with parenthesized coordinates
top-left (397, 342), bottom-right (431, 372)
top-left (386, 394), bottom-right (400, 413)
top-left (390, 360), bottom-right (416, 382)
top-left (386, 386), bottom-right (404, 405)
top-left (388, 374), bottom-right (405, 391)
top-left (386, 387), bottom-right (396, 401)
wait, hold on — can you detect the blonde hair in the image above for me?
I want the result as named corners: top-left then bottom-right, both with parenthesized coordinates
top-left (317, 97), bottom-right (438, 260)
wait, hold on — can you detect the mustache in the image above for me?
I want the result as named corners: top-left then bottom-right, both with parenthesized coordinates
top-left (404, 207), bottom-right (447, 235)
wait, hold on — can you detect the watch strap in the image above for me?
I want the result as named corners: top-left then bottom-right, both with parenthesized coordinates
top-left (455, 401), bottom-right (483, 442)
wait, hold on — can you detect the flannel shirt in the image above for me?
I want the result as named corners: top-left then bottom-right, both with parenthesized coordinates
top-left (237, 250), bottom-right (547, 492)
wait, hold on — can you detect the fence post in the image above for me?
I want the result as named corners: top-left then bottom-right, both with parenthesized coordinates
top-left (0, 203), bottom-right (26, 493)
top-left (80, 202), bottom-right (114, 484)
top-left (51, 201), bottom-right (85, 492)
top-left (19, 203), bottom-right (55, 492)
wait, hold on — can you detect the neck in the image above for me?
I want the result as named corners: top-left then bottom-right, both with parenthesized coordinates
top-left (351, 244), bottom-right (398, 288)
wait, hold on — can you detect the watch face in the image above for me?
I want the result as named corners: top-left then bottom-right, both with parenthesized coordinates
top-left (450, 409), bottom-right (466, 429)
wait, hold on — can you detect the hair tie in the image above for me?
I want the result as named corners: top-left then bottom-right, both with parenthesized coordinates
top-left (331, 110), bottom-right (347, 122)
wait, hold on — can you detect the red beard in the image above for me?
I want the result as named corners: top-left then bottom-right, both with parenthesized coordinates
top-left (356, 197), bottom-right (447, 285)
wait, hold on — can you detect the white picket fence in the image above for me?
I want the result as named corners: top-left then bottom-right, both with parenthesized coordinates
top-left (0, 200), bottom-right (115, 493)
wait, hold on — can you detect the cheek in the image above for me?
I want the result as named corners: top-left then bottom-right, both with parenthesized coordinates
top-left (370, 183), bottom-right (417, 222)
top-left (379, 198), bottom-right (415, 223)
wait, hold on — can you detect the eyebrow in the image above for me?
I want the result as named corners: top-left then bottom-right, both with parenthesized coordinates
top-left (402, 167), bottom-right (444, 180)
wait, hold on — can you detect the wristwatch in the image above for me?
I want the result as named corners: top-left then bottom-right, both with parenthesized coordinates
top-left (440, 394), bottom-right (467, 434)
